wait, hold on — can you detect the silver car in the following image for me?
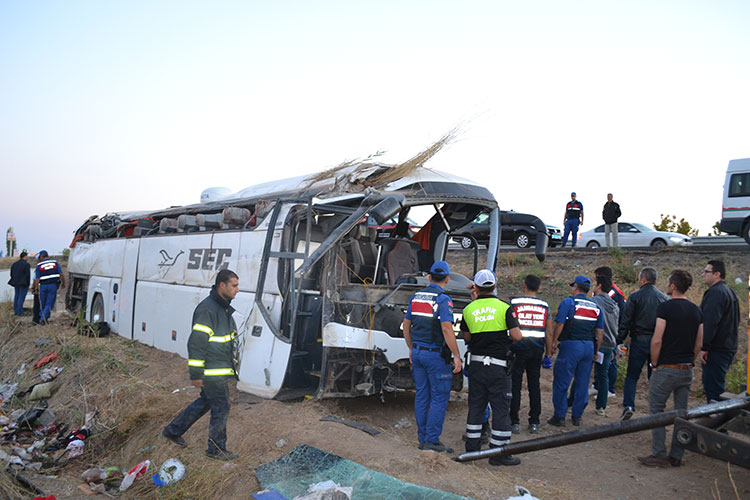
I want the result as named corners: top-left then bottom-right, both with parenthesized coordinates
top-left (577, 222), bottom-right (692, 248)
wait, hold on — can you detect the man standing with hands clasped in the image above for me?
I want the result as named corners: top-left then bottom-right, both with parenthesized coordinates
top-left (403, 261), bottom-right (462, 453)
top-left (638, 270), bottom-right (703, 467)
top-left (602, 193), bottom-right (621, 248)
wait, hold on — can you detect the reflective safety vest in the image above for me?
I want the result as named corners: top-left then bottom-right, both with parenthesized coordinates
top-left (559, 297), bottom-right (600, 342)
top-left (462, 296), bottom-right (512, 358)
top-left (36, 260), bottom-right (61, 285)
top-left (510, 296), bottom-right (549, 339)
top-left (187, 287), bottom-right (238, 380)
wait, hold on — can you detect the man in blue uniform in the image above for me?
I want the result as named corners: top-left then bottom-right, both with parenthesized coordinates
top-left (403, 261), bottom-right (462, 453)
top-left (32, 251), bottom-right (66, 323)
top-left (547, 275), bottom-right (603, 426)
top-left (561, 192), bottom-right (584, 247)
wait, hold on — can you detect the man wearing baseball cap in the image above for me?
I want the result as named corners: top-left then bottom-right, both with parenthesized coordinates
top-left (460, 269), bottom-right (523, 465)
top-left (32, 250), bottom-right (66, 323)
top-left (546, 274), bottom-right (603, 427)
top-left (561, 192), bottom-right (584, 247)
top-left (403, 260), bottom-right (462, 453)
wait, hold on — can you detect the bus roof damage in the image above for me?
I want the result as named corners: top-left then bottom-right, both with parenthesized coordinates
top-left (67, 137), bottom-right (549, 399)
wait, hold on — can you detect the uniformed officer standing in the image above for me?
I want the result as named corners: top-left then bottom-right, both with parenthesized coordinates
top-left (32, 250), bottom-right (66, 323)
top-left (561, 192), bottom-right (584, 247)
top-left (163, 269), bottom-right (240, 460)
top-left (403, 261), bottom-right (462, 453)
top-left (461, 269), bottom-right (522, 466)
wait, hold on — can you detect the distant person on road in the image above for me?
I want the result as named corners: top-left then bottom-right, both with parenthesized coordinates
top-left (509, 274), bottom-right (550, 435)
top-left (561, 192), bottom-right (584, 247)
top-left (8, 251), bottom-right (30, 316)
top-left (617, 267), bottom-right (668, 421)
top-left (163, 269), bottom-right (241, 461)
top-left (638, 270), bottom-right (702, 467)
top-left (602, 193), bottom-right (622, 248)
top-left (32, 251), bottom-right (65, 323)
top-left (462, 269), bottom-right (522, 466)
top-left (699, 260), bottom-right (739, 403)
top-left (402, 261), bottom-right (462, 453)
top-left (547, 275), bottom-right (603, 428)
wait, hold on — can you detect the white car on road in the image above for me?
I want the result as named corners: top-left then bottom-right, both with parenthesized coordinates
top-left (577, 222), bottom-right (692, 248)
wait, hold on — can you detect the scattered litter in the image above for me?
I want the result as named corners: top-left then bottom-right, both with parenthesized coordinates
top-left (31, 496), bottom-right (56, 500)
top-left (633, 260), bottom-right (643, 266)
top-left (36, 409), bottom-right (56, 427)
top-left (119, 459), bottom-right (150, 491)
top-left (156, 458), bottom-right (186, 485)
top-left (66, 439), bottom-right (85, 458)
top-left (0, 382), bottom-right (18, 402)
top-left (29, 382), bottom-right (54, 401)
top-left (17, 363), bottom-right (28, 375)
top-left (136, 445), bottom-right (156, 455)
top-left (735, 277), bottom-right (743, 284)
top-left (82, 467), bottom-right (108, 484)
top-left (171, 386), bottom-right (194, 393)
top-left (0, 416), bottom-right (9, 425)
top-left (394, 417), bottom-right (412, 429)
top-left (40, 367), bottom-right (63, 382)
top-left (319, 415), bottom-right (380, 435)
top-left (35, 337), bottom-right (52, 348)
top-left (25, 462), bottom-right (43, 472)
top-left (10, 408), bottom-right (24, 420)
top-left (293, 480), bottom-right (352, 500)
top-left (506, 485), bottom-right (539, 500)
top-left (33, 352), bottom-right (60, 370)
top-left (275, 439), bottom-right (287, 448)
top-left (77, 483), bottom-right (97, 496)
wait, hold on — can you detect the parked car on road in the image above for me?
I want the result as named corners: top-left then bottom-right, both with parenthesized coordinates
top-left (577, 222), bottom-right (692, 248)
top-left (453, 211), bottom-right (561, 249)
top-left (367, 216), bottom-right (420, 240)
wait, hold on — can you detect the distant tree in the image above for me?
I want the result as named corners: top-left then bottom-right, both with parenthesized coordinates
top-left (711, 221), bottom-right (722, 236)
top-left (653, 214), bottom-right (699, 236)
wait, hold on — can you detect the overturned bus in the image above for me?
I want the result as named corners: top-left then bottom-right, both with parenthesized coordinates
top-left (66, 154), bottom-right (548, 400)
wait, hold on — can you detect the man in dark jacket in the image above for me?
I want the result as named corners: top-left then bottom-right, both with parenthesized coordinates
top-left (163, 269), bottom-right (240, 460)
top-left (699, 260), bottom-right (739, 402)
top-left (617, 267), bottom-right (668, 420)
top-left (602, 194), bottom-right (621, 248)
top-left (8, 251), bottom-right (30, 316)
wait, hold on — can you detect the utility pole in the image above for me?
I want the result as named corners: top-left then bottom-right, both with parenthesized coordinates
top-left (5, 227), bottom-right (16, 257)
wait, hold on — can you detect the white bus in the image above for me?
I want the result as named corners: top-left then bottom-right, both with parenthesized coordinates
top-left (65, 160), bottom-right (549, 399)
top-left (720, 158), bottom-right (750, 245)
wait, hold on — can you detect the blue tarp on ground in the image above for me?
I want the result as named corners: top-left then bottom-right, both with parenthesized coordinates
top-left (256, 444), bottom-right (474, 500)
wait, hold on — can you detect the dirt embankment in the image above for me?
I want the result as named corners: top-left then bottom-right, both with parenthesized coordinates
top-left (0, 247), bottom-right (748, 500)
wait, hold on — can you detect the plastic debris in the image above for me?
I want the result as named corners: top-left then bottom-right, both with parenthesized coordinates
top-left (119, 459), bottom-right (150, 491)
top-left (36, 409), bottom-right (56, 427)
top-left (157, 458), bottom-right (186, 485)
top-left (0, 382), bottom-right (18, 402)
top-left (506, 485), bottom-right (540, 500)
top-left (82, 468), bottom-right (108, 484)
top-left (33, 352), bottom-right (60, 370)
top-left (35, 337), bottom-right (52, 347)
top-left (66, 439), bottom-right (85, 458)
top-left (17, 363), bottom-right (28, 375)
top-left (394, 418), bottom-right (412, 429)
top-left (275, 439), bottom-right (287, 448)
top-left (40, 366), bottom-right (63, 382)
top-left (29, 382), bottom-right (54, 401)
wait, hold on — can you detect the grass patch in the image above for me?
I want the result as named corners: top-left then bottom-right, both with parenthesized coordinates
top-left (607, 247), bottom-right (625, 260)
top-left (611, 261), bottom-right (639, 284)
top-left (725, 358), bottom-right (747, 394)
top-left (497, 252), bottom-right (529, 267)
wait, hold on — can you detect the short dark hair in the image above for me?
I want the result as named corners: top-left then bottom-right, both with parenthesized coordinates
top-left (19, 251), bottom-right (28, 259)
top-left (430, 273), bottom-right (449, 284)
top-left (668, 270), bottom-right (693, 294)
top-left (524, 274), bottom-right (541, 292)
top-left (707, 259), bottom-right (726, 279)
top-left (596, 276), bottom-right (612, 293)
top-left (594, 266), bottom-right (613, 280)
top-left (476, 285), bottom-right (495, 294)
top-left (215, 269), bottom-right (238, 287)
top-left (575, 283), bottom-right (590, 294)
top-left (640, 267), bottom-right (657, 284)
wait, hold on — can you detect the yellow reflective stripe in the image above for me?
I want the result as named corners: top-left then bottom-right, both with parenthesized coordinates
top-left (204, 368), bottom-right (235, 376)
top-left (188, 359), bottom-right (205, 367)
top-left (208, 333), bottom-right (236, 343)
top-left (193, 323), bottom-right (214, 336)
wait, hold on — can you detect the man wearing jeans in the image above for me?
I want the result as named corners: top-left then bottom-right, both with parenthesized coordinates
top-left (699, 259), bottom-right (739, 402)
top-left (8, 251), bottom-right (30, 316)
top-left (638, 270), bottom-right (702, 467)
top-left (402, 261), bottom-right (462, 453)
top-left (32, 251), bottom-right (66, 323)
top-left (617, 267), bottom-right (667, 420)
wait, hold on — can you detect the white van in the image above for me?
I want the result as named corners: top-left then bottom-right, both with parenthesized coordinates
top-left (719, 158), bottom-right (750, 245)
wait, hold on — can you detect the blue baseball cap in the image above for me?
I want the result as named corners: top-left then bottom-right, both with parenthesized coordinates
top-left (429, 260), bottom-right (451, 276)
top-left (38, 250), bottom-right (49, 258)
top-left (571, 192), bottom-right (577, 196)
top-left (569, 274), bottom-right (590, 287)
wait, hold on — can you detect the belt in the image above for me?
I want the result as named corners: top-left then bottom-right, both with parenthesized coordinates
top-left (657, 363), bottom-right (693, 370)
top-left (412, 344), bottom-right (441, 352)
top-left (469, 355), bottom-right (507, 367)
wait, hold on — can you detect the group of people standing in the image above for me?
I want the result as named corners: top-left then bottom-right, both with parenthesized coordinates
top-left (403, 258), bottom-right (740, 469)
top-left (8, 250), bottom-right (66, 323)
top-left (561, 192), bottom-right (622, 248)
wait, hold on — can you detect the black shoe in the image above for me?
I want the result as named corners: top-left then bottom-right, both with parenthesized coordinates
top-left (162, 428), bottom-right (187, 448)
top-left (489, 454), bottom-right (521, 466)
top-left (528, 424), bottom-right (540, 434)
top-left (206, 449), bottom-right (239, 461)
top-left (422, 441), bottom-right (454, 454)
top-left (547, 416), bottom-right (566, 427)
top-left (418, 442), bottom-right (425, 450)
top-left (621, 407), bottom-right (634, 421)
top-left (510, 423), bottom-right (520, 434)
top-left (572, 417), bottom-right (582, 426)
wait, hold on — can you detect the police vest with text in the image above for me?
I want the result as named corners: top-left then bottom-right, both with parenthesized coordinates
top-left (559, 297), bottom-right (600, 342)
top-left (463, 297), bottom-right (512, 359)
top-left (409, 285), bottom-right (447, 346)
top-left (37, 260), bottom-right (61, 286)
top-left (510, 296), bottom-right (549, 346)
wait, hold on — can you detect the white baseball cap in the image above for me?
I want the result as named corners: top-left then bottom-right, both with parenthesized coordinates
top-left (473, 269), bottom-right (497, 287)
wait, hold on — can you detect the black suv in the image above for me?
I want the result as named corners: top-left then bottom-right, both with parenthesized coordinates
top-left (453, 211), bottom-right (562, 249)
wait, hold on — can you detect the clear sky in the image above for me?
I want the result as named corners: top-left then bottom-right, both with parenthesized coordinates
top-left (2, 0), bottom-right (749, 254)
